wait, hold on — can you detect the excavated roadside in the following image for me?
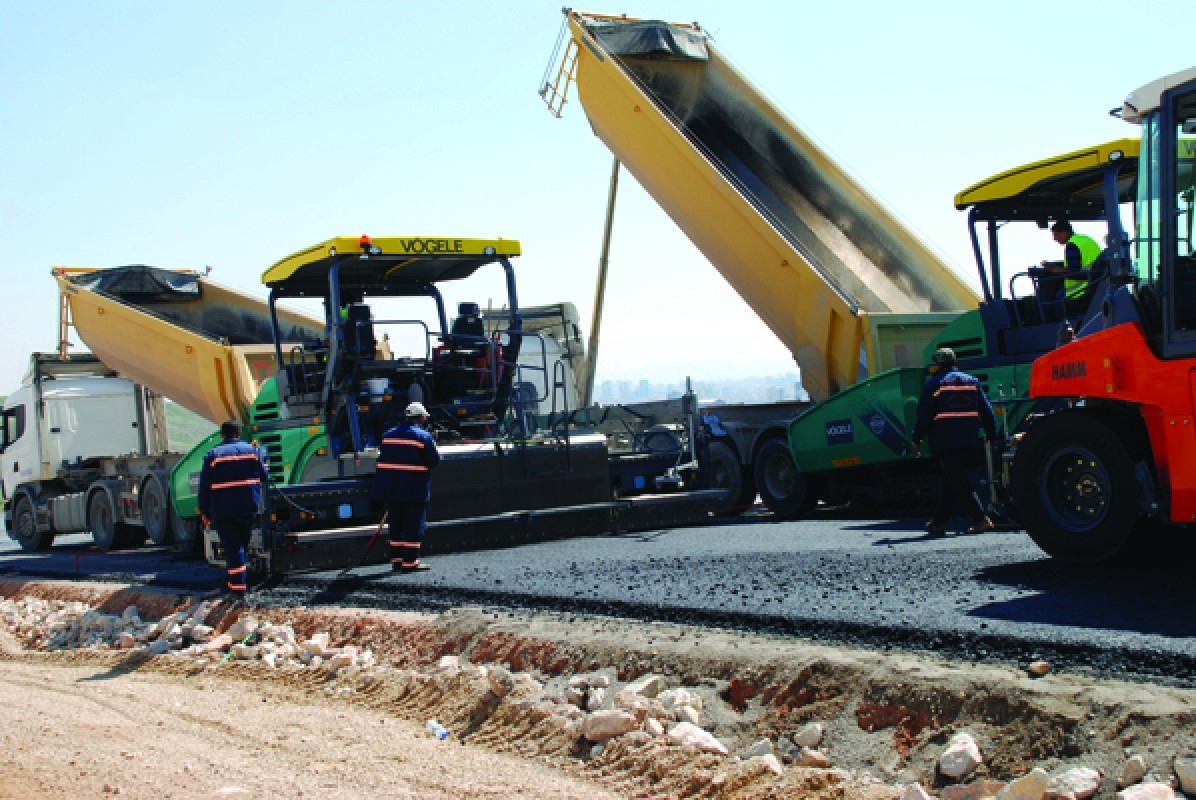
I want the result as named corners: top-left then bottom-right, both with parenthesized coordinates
top-left (3, 579), bottom-right (1195, 800)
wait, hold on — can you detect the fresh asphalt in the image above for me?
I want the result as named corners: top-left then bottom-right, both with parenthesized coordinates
top-left (2, 513), bottom-right (1193, 686)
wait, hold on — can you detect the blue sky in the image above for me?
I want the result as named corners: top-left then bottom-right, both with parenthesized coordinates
top-left (1, 1), bottom-right (1191, 395)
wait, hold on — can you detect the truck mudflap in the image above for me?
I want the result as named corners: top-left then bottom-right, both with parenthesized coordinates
top-left (230, 489), bottom-right (723, 575)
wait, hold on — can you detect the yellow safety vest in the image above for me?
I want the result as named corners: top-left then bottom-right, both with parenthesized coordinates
top-left (1065, 234), bottom-right (1101, 299)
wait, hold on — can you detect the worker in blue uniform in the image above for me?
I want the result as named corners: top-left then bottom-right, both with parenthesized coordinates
top-left (198, 419), bottom-right (268, 601)
top-left (911, 348), bottom-right (998, 536)
top-left (375, 401), bottom-right (440, 572)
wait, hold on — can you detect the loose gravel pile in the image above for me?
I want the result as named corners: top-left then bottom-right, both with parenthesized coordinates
top-left (5, 583), bottom-right (1196, 800)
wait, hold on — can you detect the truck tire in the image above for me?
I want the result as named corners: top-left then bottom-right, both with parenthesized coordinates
top-left (1011, 414), bottom-right (1140, 564)
top-left (709, 440), bottom-right (755, 515)
top-left (11, 494), bottom-right (54, 552)
top-left (755, 437), bottom-right (817, 519)
top-left (140, 476), bottom-right (173, 546)
top-left (89, 491), bottom-right (119, 551)
top-left (172, 513), bottom-right (201, 554)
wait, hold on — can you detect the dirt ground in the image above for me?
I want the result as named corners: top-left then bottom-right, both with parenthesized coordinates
top-left (0, 656), bottom-right (624, 800)
top-left (3, 581), bottom-right (1196, 800)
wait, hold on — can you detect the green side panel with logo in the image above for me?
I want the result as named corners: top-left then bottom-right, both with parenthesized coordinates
top-left (788, 309), bottom-right (1039, 476)
top-left (168, 376), bottom-right (328, 519)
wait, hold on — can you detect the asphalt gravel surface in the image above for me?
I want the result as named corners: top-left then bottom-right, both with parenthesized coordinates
top-left (4, 513), bottom-right (1195, 686)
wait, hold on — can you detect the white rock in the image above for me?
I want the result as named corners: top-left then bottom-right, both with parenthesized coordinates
top-left (901, 784), bottom-right (934, 800)
top-left (745, 739), bottom-right (773, 758)
top-left (117, 632), bottom-right (136, 649)
top-left (644, 717), bottom-right (665, 736)
top-left (625, 674), bottom-right (667, 698)
top-left (749, 753), bottom-right (784, 776)
top-left (148, 639), bottom-right (172, 655)
top-left (939, 732), bottom-right (983, 780)
top-left (667, 721), bottom-right (728, 755)
top-left (589, 675), bottom-right (611, 689)
top-left (189, 624), bottom-right (214, 643)
top-left (121, 605), bottom-right (140, 621)
top-left (658, 687), bottom-right (702, 711)
top-left (582, 710), bottom-right (639, 743)
top-left (1116, 783), bottom-right (1175, 800)
top-left (307, 632), bottom-right (330, 648)
top-left (226, 616), bottom-right (259, 642)
top-left (797, 747), bottom-right (832, 769)
top-left (326, 650), bottom-right (357, 671)
top-left (996, 767), bottom-right (1049, 800)
top-left (586, 687), bottom-right (607, 711)
top-left (675, 705), bottom-right (701, 726)
top-left (795, 722), bottom-right (824, 748)
top-left (1119, 755), bottom-right (1149, 789)
top-left (231, 644), bottom-right (257, 661)
top-left (1048, 767), bottom-right (1102, 800)
top-left (1173, 756), bottom-right (1196, 795)
top-left (202, 634), bottom-right (233, 654)
top-left (437, 655), bottom-right (459, 670)
top-left (1027, 660), bottom-right (1051, 677)
top-left (488, 666), bottom-right (515, 697)
top-left (261, 653), bottom-right (277, 669)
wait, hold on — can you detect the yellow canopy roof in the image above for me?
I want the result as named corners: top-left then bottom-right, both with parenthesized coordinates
top-left (261, 236), bottom-right (521, 292)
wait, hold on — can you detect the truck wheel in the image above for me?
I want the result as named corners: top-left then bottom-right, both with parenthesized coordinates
top-left (11, 495), bottom-right (54, 552)
top-left (755, 438), bottom-right (817, 519)
top-left (709, 440), bottom-right (755, 515)
top-left (140, 476), bottom-right (173, 546)
top-left (1011, 414), bottom-right (1140, 564)
top-left (172, 513), bottom-right (201, 554)
top-left (88, 491), bottom-right (119, 551)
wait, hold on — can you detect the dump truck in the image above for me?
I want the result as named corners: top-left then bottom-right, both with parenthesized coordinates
top-left (543, 10), bottom-right (1139, 517)
top-left (1, 354), bottom-right (180, 550)
top-left (1008, 67), bottom-right (1196, 563)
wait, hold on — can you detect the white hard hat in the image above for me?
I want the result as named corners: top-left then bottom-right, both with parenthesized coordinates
top-left (405, 401), bottom-right (428, 417)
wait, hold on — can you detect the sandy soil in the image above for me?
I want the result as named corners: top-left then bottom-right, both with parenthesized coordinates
top-left (0, 656), bottom-right (624, 800)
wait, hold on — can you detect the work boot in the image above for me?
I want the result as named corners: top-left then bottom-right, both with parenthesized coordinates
top-left (399, 561), bottom-right (431, 574)
top-left (966, 517), bottom-right (995, 535)
top-left (924, 521), bottom-right (946, 537)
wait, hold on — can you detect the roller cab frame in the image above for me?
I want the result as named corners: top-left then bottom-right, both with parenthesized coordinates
top-left (1012, 68), bottom-right (1196, 563)
top-left (784, 139), bottom-right (1141, 515)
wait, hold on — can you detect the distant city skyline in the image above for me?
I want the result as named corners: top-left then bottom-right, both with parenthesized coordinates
top-left (592, 372), bottom-right (808, 407)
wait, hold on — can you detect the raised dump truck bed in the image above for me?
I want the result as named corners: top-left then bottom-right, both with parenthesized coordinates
top-left (55, 266), bottom-right (323, 424)
top-left (556, 12), bottom-right (977, 400)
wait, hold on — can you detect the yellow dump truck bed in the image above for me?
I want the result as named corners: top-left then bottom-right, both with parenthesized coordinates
top-left (561, 12), bottom-right (978, 400)
top-left (55, 266), bottom-right (324, 423)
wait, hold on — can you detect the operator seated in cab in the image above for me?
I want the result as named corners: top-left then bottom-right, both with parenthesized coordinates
top-left (1038, 220), bottom-right (1103, 317)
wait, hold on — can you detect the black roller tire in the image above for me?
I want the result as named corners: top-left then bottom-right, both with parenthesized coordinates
top-left (754, 437), bottom-right (818, 519)
top-left (1011, 414), bottom-right (1140, 564)
top-left (140, 476), bottom-right (173, 546)
top-left (89, 491), bottom-right (118, 551)
top-left (11, 494), bottom-right (54, 552)
top-left (708, 440), bottom-right (756, 515)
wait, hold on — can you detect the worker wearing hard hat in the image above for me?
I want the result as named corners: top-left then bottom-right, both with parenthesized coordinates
top-left (198, 419), bottom-right (269, 602)
top-left (911, 348), bottom-right (998, 537)
top-left (375, 401), bottom-right (440, 572)
top-left (1041, 220), bottom-right (1102, 315)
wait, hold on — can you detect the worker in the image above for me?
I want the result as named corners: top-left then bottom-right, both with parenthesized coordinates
top-left (375, 401), bottom-right (440, 572)
top-left (375, 332), bottom-right (392, 361)
top-left (911, 347), bottom-right (998, 536)
top-left (1041, 220), bottom-right (1101, 314)
top-left (197, 419), bottom-right (268, 602)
